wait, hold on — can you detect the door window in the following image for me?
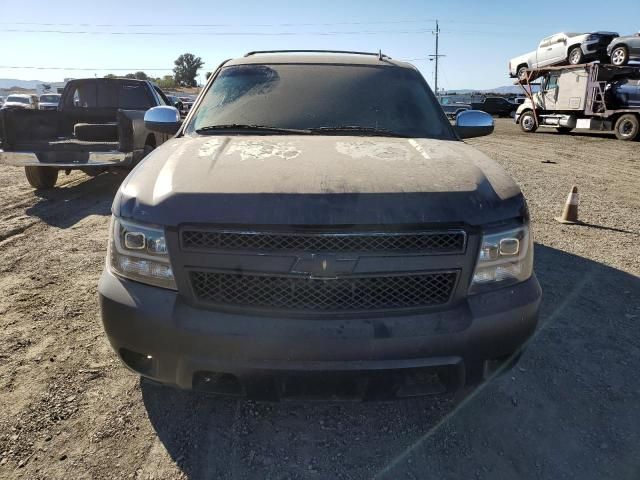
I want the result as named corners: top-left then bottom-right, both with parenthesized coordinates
top-left (539, 37), bottom-right (552, 48)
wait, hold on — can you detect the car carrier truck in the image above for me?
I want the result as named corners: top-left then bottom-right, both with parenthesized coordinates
top-left (514, 63), bottom-right (640, 140)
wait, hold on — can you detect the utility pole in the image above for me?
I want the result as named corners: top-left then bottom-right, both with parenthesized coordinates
top-left (429, 20), bottom-right (445, 97)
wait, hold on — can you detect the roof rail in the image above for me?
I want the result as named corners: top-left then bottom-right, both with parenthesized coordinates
top-left (244, 49), bottom-right (392, 59)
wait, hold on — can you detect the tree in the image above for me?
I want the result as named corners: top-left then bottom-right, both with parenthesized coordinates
top-left (205, 71), bottom-right (212, 80)
top-left (104, 74), bottom-right (117, 79)
top-left (156, 75), bottom-right (177, 89)
top-left (173, 53), bottom-right (204, 87)
top-left (124, 73), bottom-right (136, 79)
top-left (134, 71), bottom-right (148, 80)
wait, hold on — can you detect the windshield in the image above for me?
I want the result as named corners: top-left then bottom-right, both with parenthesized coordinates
top-left (187, 63), bottom-right (452, 139)
top-left (6, 95), bottom-right (29, 104)
top-left (39, 94), bottom-right (60, 103)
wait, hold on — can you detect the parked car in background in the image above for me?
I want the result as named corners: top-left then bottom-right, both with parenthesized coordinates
top-left (38, 93), bottom-right (61, 111)
top-left (179, 96), bottom-right (195, 113)
top-left (1, 94), bottom-right (37, 110)
top-left (509, 31), bottom-right (619, 79)
top-left (607, 32), bottom-right (640, 66)
top-left (441, 103), bottom-right (470, 120)
top-left (439, 97), bottom-right (470, 120)
top-left (166, 95), bottom-right (184, 114)
top-left (607, 78), bottom-right (640, 108)
top-left (99, 50), bottom-right (541, 401)
top-left (471, 97), bottom-right (518, 117)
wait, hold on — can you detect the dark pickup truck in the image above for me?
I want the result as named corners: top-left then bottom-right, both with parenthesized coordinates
top-left (471, 96), bottom-right (518, 117)
top-left (0, 78), bottom-right (174, 189)
top-left (99, 51), bottom-right (541, 401)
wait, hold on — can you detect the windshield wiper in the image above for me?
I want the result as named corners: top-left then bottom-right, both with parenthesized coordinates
top-left (195, 124), bottom-right (311, 135)
top-left (309, 126), bottom-right (409, 137)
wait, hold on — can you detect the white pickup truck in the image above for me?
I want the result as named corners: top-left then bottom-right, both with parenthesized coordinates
top-left (509, 31), bottom-right (618, 80)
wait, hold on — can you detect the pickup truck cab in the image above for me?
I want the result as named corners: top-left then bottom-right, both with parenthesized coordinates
top-left (99, 51), bottom-right (541, 400)
top-left (0, 78), bottom-right (172, 189)
top-left (509, 31), bottom-right (619, 79)
top-left (515, 64), bottom-right (640, 141)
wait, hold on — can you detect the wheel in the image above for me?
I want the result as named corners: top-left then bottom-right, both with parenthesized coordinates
top-left (556, 126), bottom-right (573, 134)
top-left (568, 47), bottom-right (584, 65)
top-left (143, 144), bottom-right (155, 157)
top-left (614, 114), bottom-right (640, 141)
top-left (517, 65), bottom-right (528, 81)
top-left (610, 46), bottom-right (628, 66)
top-left (519, 111), bottom-right (538, 133)
top-left (24, 166), bottom-right (58, 189)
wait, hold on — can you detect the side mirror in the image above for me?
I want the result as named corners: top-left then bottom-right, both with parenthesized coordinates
top-left (144, 106), bottom-right (182, 134)
top-left (455, 110), bottom-right (494, 139)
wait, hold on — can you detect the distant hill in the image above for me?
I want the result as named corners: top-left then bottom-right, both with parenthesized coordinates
top-left (0, 79), bottom-right (46, 90)
top-left (444, 84), bottom-right (539, 95)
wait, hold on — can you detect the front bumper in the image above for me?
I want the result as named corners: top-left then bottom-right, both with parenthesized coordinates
top-left (99, 268), bottom-right (541, 400)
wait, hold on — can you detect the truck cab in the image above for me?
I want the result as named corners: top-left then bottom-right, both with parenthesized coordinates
top-left (515, 64), bottom-right (640, 140)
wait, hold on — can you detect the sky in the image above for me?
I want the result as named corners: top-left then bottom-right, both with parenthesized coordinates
top-left (1, 0), bottom-right (639, 90)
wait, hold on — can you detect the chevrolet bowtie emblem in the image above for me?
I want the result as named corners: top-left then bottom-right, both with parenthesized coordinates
top-left (291, 253), bottom-right (358, 279)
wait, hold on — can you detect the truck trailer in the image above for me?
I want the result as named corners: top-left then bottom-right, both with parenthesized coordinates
top-left (515, 63), bottom-right (640, 140)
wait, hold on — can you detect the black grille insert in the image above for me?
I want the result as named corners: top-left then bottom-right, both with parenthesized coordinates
top-left (182, 230), bottom-right (466, 254)
top-left (190, 271), bottom-right (458, 312)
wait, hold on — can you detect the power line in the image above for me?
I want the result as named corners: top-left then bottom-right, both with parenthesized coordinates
top-left (0, 19), bottom-right (438, 28)
top-left (0, 65), bottom-right (172, 71)
top-left (0, 56), bottom-right (430, 70)
top-left (0, 28), bottom-right (436, 36)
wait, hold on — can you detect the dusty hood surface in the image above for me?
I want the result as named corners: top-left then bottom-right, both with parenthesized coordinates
top-left (115, 134), bottom-right (525, 226)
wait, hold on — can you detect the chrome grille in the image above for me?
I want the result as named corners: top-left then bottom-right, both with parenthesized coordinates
top-left (190, 271), bottom-right (458, 313)
top-left (181, 230), bottom-right (466, 254)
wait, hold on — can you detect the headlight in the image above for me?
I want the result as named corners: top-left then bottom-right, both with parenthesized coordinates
top-left (108, 216), bottom-right (177, 290)
top-left (469, 224), bottom-right (533, 293)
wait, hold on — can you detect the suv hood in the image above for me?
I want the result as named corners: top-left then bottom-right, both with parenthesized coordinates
top-left (115, 135), bottom-right (525, 227)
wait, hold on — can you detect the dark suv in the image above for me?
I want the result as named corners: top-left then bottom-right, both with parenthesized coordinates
top-left (99, 51), bottom-right (541, 400)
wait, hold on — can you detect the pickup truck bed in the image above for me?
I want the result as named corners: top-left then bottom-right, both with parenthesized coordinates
top-left (0, 78), bottom-right (173, 188)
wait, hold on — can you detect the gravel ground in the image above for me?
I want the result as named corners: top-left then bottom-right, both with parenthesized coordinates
top-left (0, 119), bottom-right (638, 479)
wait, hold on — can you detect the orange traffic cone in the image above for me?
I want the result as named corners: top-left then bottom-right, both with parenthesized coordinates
top-left (555, 186), bottom-right (581, 224)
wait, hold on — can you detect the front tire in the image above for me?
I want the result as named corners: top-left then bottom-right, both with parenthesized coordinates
top-left (568, 47), bottom-right (584, 65)
top-left (520, 111), bottom-right (538, 133)
top-left (614, 114), bottom-right (640, 141)
top-left (610, 46), bottom-right (629, 66)
top-left (24, 166), bottom-right (58, 189)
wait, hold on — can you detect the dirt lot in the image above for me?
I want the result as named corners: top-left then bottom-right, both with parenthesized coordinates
top-left (0, 119), bottom-right (639, 480)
